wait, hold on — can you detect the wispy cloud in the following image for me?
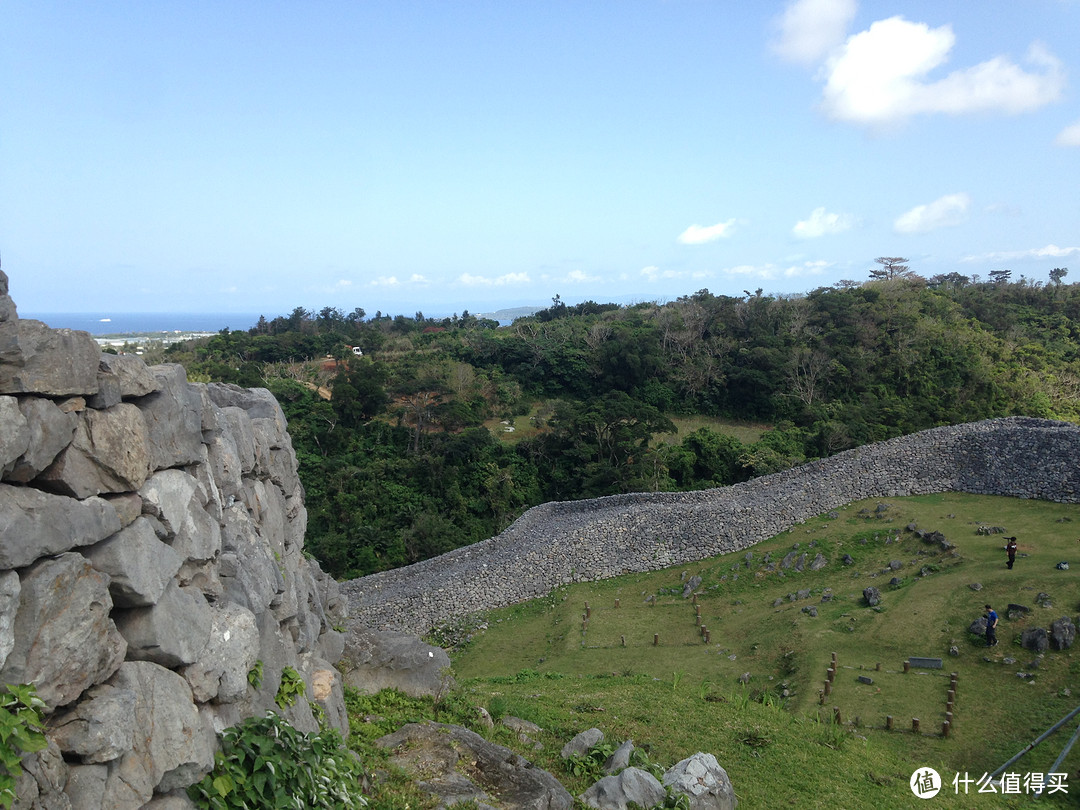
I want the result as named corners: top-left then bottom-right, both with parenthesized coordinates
top-left (1056, 119), bottom-right (1080, 146)
top-left (719, 261), bottom-right (831, 281)
top-left (817, 17), bottom-right (1063, 126)
top-left (408, 274), bottom-right (430, 285)
top-left (771, 0), bottom-right (856, 66)
top-left (457, 272), bottom-right (531, 286)
top-left (369, 275), bottom-right (400, 287)
top-left (677, 219), bottom-right (737, 245)
top-left (793, 207), bottom-right (856, 238)
top-left (640, 266), bottom-right (715, 282)
top-left (962, 244), bottom-right (1080, 263)
top-left (564, 269), bottom-right (600, 283)
top-left (895, 192), bottom-right (971, 233)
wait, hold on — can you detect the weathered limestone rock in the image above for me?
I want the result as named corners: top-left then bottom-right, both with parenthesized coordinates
top-left (562, 728), bottom-right (605, 759)
top-left (0, 270), bottom-right (15, 323)
top-left (180, 602), bottom-right (259, 704)
top-left (37, 404), bottom-right (151, 498)
top-left (0, 553), bottom-right (126, 709)
top-left (301, 653), bottom-right (350, 738)
top-left (12, 737), bottom-right (70, 810)
top-left (0, 395), bottom-right (30, 474)
top-left (378, 722), bottom-right (572, 810)
top-left (139, 469), bottom-right (222, 586)
top-left (663, 753), bottom-right (737, 810)
top-left (113, 581), bottom-right (212, 668)
top-left (0, 484), bottom-right (121, 569)
top-left (1050, 616), bottom-right (1076, 650)
top-left (98, 353), bottom-right (157, 399)
top-left (582, 767), bottom-right (666, 810)
top-left (0, 318), bottom-right (100, 396)
top-left (218, 504), bottom-right (283, 614)
top-left (101, 662), bottom-right (215, 808)
top-left (863, 587), bottom-right (882, 607)
top-left (64, 764), bottom-right (108, 810)
top-left (5, 396), bottom-right (78, 484)
top-left (80, 517), bottom-right (184, 607)
top-left (1021, 627), bottom-right (1049, 653)
top-left (604, 740), bottom-right (636, 774)
top-left (217, 406), bottom-right (256, 474)
top-left (0, 569), bottom-right (20, 669)
top-left (137, 364), bottom-right (203, 471)
top-left (100, 492), bottom-right (143, 528)
top-left (49, 684), bottom-right (137, 763)
top-left (339, 625), bottom-right (453, 698)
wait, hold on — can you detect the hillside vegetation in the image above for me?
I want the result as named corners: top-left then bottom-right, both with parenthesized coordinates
top-left (163, 271), bottom-right (1080, 579)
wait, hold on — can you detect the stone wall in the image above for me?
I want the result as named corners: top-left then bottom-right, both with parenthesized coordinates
top-left (0, 270), bottom-right (348, 810)
top-left (343, 416), bottom-right (1080, 635)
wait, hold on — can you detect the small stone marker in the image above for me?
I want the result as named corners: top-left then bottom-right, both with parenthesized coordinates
top-left (858, 675), bottom-right (874, 685)
top-left (908, 657), bottom-right (943, 669)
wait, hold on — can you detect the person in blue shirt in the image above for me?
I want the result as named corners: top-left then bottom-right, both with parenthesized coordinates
top-left (985, 604), bottom-right (998, 646)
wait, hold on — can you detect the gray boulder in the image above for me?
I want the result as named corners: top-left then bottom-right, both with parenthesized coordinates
top-left (98, 353), bottom-right (157, 399)
top-left (0, 318), bottom-right (100, 396)
top-left (0, 570), bottom-right (20, 670)
top-left (663, 753), bottom-right (737, 810)
top-left (179, 602), bottom-right (259, 704)
top-left (0, 395), bottom-right (30, 474)
top-left (137, 364), bottom-right (203, 471)
top-left (113, 581), bottom-right (212, 668)
top-left (604, 740), bottom-right (635, 774)
top-left (99, 662), bottom-right (215, 808)
top-left (562, 728), bottom-right (605, 759)
top-left (863, 587), bottom-right (881, 607)
top-left (5, 395), bottom-right (78, 483)
top-left (0, 552), bottom-right (126, 709)
top-left (809, 553), bottom-right (828, 571)
top-left (11, 737), bottom-right (69, 810)
top-left (1021, 627), bottom-right (1049, 653)
top-left (49, 684), bottom-right (137, 763)
top-left (582, 767), bottom-right (665, 810)
top-left (37, 404), bottom-right (151, 498)
top-left (339, 625), bottom-right (453, 698)
top-left (377, 721), bottom-right (572, 810)
top-left (80, 517), bottom-right (183, 607)
top-left (0, 483), bottom-right (120, 569)
top-left (1050, 617), bottom-right (1076, 651)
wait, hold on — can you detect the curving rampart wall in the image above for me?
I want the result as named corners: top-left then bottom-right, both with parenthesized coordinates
top-left (342, 417), bottom-right (1080, 635)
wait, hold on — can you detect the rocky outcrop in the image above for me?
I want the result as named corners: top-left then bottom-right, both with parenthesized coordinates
top-left (0, 270), bottom-right (347, 809)
top-left (344, 417), bottom-right (1080, 635)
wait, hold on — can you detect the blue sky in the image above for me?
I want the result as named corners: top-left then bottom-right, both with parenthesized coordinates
top-left (3, 0), bottom-right (1079, 317)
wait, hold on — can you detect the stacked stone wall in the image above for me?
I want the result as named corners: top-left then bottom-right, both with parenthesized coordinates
top-left (0, 271), bottom-right (348, 809)
top-left (343, 417), bottom-right (1080, 635)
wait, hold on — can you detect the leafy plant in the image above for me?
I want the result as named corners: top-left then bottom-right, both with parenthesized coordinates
top-left (671, 670), bottom-right (686, 692)
top-left (564, 741), bottom-right (616, 781)
top-left (0, 684), bottom-right (48, 810)
top-left (247, 659), bottom-right (264, 691)
top-left (188, 711), bottom-right (366, 809)
top-left (276, 666), bottom-right (307, 709)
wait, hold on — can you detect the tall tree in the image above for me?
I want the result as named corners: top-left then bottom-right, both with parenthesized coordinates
top-left (869, 257), bottom-right (911, 280)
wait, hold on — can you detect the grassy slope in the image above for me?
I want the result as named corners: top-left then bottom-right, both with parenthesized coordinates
top-left (445, 493), bottom-right (1080, 809)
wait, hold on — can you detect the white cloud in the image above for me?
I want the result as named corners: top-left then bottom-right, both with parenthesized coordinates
top-left (335, 279), bottom-right (352, 288)
top-left (1056, 119), bottom-right (1080, 146)
top-left (565, 269), bottom-right (600, 283)
top-left (793, 207), bottom-right (856, 238)
top-left (677, 219), bottom-right (737, 245)
top-left (772, 0), bottom-right (857, 66)
top-left (369, 275), bottom-right (400, 287)
top-left (962, 244), bottom-right (1080, 263)
top-left (457, 272), bottom-right (531, 286)
top-left (820, 17), bottom-right (1064, 126)
top-left (718, 261), bottom-right (830, 281)
top-left (894, 192), bottom-right (971, 233)
top-left (408, 274), bottom-right (430, 285)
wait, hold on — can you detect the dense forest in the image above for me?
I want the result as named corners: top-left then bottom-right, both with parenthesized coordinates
top-left (163, 265), bottom-right (1079, 580)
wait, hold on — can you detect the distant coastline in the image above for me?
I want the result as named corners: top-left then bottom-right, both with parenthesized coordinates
top-left (21, 312), bottom-right (263, 336)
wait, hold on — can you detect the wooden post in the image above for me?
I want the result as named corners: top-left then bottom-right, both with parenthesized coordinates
top-left (833, 707), bottom-right (842, 724)
top-left (703, 630), bottom-right (710, 644)
top-left (653, 633), bottom-right (659, 646)
top-left (886, 715), bottom-right (894, 731)
top-left (824, 681), bottom-right (832, 696)
top-left (585, 603), bottom-right (591, 618)
top-left (903, 661), bottom-right (911, 673)
top-left (620, 635), bottom-right (625, 647)
top-left (945, 711), bottom-right (953, 729)
top-left (875, 662), bottom-right (881, 672)
top-left (942, 720), bottom-right (950, 738)
top-left (831, 651), bottom-right (837, 663)
top-left (826, 667), bottom-right (835, 682)
top-left (912, 718), bottom-right (920, 733)
top-left (615, 599), bottom-right (620, 609)
top-left (819, 691), bottom-right (825, 705)
top-left (947, 689), bottom-right (955, 705)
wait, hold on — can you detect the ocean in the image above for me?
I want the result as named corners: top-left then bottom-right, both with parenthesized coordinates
top-left (20, 312), bottom-right (264, 336)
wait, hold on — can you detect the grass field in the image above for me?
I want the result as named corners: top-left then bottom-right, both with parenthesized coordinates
top-left (435, 493), bottom-right (1080, 808)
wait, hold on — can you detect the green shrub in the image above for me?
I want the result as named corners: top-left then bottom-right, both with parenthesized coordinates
top-left (276, 666), bottom-right (306, 709)
top-left (188, 711), bottom-right (366, 809)
top-left (0, 684), bottom-right (48, 810)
